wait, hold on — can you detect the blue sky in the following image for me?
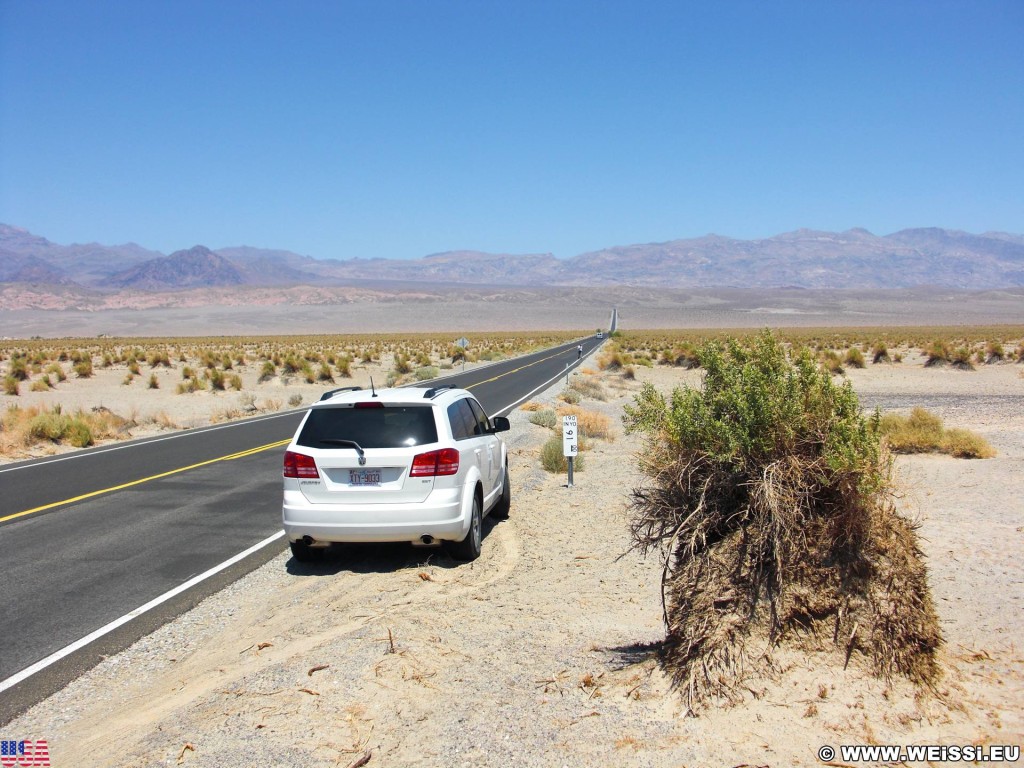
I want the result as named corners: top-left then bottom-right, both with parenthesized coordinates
top-left (1, 1), bottom-right (1021, 260)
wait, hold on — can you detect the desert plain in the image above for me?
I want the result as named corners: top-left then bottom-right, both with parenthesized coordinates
top-left (1, 293), bottom-right (1023, 767)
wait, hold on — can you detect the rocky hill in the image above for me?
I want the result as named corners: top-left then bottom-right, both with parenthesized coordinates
top-left (106, 246), bottom-right (245, 290)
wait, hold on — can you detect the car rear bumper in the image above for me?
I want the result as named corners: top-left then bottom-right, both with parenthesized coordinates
top-left (282, 488), bottom-right (469, 544)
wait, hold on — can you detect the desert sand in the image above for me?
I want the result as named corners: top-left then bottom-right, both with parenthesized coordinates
top-left (3, 347), bottom-right (1022, 766)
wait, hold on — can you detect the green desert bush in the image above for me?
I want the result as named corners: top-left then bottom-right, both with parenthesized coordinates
top-left (540, 435), bottom-right (584, 473)
top-left (528, 409), bottom-right (557, 429)
top-left (413, 365), bottom-right (439, 381)
top-left (4, 376), bottom-right (20, 396)
top-left (622, 330), bottom-right (940, 709)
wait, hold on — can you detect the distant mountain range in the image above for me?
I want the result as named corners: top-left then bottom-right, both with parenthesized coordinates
top-left (2, 223), bottom-right (1023, 293)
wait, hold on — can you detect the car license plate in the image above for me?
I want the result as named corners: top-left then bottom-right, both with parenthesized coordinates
top-left (349, 469), bottom-right (382, 486)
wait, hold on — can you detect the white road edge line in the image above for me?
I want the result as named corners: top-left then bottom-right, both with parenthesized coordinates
top-left (0, 530), bottom-right (286, 695)
top-left (0, 340), bottom-right (593, 693)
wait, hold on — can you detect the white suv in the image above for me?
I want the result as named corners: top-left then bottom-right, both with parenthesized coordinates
top-left (282, 385), bottom-right (511, 562)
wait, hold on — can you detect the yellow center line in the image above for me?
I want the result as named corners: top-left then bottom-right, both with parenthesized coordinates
top-left (465, 347), bottom-right (574, 389)
top-left (1, 438), bottom-right (292, 525)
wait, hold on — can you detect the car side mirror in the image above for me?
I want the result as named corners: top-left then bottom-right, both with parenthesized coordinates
top-left (490, 416), bottom-right (511, 433)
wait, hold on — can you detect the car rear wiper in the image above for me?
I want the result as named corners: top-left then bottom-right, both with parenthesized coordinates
top-left (320, 439), bottom-right (366, 462)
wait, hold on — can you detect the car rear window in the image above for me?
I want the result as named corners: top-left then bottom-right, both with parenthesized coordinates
top-left (297, 405), bottom-right (438, 449)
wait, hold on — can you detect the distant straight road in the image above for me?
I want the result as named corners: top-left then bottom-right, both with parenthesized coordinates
top-left (0, 333), bottom-right (605, 723)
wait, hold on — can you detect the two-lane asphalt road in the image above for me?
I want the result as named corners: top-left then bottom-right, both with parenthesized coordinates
top-left (0, 333), bottom-right (606, 723)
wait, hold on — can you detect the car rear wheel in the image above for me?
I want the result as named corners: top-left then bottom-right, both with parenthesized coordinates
top-left (448, 495), bottom-right (482, 561)
top-left (491, 463), bottom-right (511, 520)
top-left (289, 540), bottom-right (321, 563)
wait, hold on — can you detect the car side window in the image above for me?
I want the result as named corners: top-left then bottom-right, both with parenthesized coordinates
top-left (446, 399), bottom-right (476, 441)
top-left (467, 398), bottom-right (491, 436)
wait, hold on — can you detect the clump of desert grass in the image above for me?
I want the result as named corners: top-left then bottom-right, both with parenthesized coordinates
top-left (568, 375), bottom-right (608, 401)
top-left (1, 403), bottom-right (133, 453)
top-left (844, 347), bottom-right (866, 369)
top-left (539, 435), bottom-right (586, 473)
top-left (923, 341), bottom-right (950, 367)
top-left (880, 408), bottom-right (995, 459)
top-left (984, 341), bottom-right (1005, 364)
top-left (623, 330), bottom-right (941, 711)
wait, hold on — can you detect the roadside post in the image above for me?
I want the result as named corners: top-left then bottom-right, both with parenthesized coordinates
top-left (455, 337), bottom-right (470, 371)
top-left (562, 414), bottom-right (578, 487)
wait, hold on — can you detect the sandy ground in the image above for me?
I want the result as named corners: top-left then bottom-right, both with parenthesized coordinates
top-left (4, 355), bottom-right (1023, 766)
top-left (2, 284), bottom-right (1023, 338)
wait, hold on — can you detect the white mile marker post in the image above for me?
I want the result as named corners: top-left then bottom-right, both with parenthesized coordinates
top-left (562, 413), bottom-right (578, 487)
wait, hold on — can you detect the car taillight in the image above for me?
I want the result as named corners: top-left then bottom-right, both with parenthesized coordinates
top-left (284, 451), bottom-right (320, 478)
top-left (410, 448), bottom-right (460, 477)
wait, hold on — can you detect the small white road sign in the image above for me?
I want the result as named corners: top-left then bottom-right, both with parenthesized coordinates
top-left (562, 414), bottom-right (578, 457)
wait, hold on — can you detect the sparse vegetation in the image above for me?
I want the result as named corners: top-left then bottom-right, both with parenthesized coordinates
top-left (880, 408), bottom-right (995, 458)
top-left (1, 403), bottom-right (132, 452)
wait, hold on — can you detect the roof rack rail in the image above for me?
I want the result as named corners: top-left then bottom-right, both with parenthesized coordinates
top-left (423, 385), bottom-right (455, 399)
top-left (319, 386), bottom-right (362, 401)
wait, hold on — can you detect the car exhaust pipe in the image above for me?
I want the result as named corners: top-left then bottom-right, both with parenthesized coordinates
top-left (420, 535), bottom-right (435, 545)
top-left (302, 535), bottom-right (315, 546)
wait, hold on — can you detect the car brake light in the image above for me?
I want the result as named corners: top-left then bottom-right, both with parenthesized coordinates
top-left (410, 448), bottom-right (460, 477)
top-left (284, 450), bottom-right (320, 478)
top-left (354, 401), bottom-right (385, 408)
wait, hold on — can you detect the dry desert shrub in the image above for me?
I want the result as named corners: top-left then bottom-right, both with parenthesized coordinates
top-left (623, 331), bottom-right (941, 711)
top-left (557, 404), bottom-right (613, 441)
top-left (568, 375), bottom-right (608, 401)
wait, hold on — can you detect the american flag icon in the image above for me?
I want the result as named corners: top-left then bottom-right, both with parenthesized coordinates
top-left (0, 740), bottom-right (50, 767)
